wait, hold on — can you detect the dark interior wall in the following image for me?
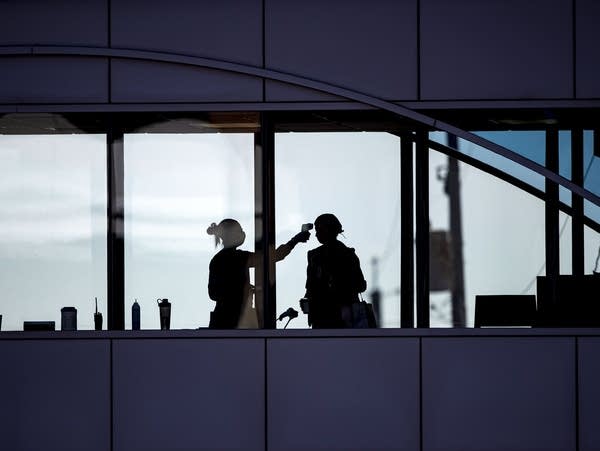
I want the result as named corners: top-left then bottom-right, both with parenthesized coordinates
top-left (0, 0), bottom-right (598, 106)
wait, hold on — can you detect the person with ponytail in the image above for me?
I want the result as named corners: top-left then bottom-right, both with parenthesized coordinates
top-left (206, 219), bottom-right (310, 329)
top-left (303, 213), bottom-right (367, 328)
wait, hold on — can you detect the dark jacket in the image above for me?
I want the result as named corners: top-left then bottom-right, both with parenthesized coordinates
top-left (305, 240), bottom-right (367, 328)
top-left (208, 248), bottom-right (251, 328)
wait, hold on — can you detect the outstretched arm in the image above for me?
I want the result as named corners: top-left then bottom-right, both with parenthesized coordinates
top-left (246, 231), bottom-right (310, 267)
top-left (274, 231), bottom-right (310, 262)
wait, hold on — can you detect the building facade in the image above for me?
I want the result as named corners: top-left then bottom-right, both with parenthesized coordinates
top-left (1, 1), bottom-right (600, 450)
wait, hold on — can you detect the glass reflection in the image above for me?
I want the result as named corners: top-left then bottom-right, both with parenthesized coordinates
top-left (430, 130), bottom-right (546, 192)
top-left (429, 147), bottom-right (545, 327)
top-left (0, 134), bottom-right (107, 331)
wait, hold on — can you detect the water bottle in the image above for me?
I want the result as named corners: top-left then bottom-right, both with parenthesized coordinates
top-left (157, 298), bottom-right (171, 330)
top-left (132, 299), bottom-right (140, 330)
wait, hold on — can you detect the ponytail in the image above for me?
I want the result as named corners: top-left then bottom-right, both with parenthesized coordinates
top-left (206, 222), bottom-right (221, 247)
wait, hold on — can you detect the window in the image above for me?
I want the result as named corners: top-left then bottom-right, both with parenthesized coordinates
top-left (0, 117), bottom-right (106, 331)
top-left (428, 132), bottom-right (546, 327)
top-left (275, 131), bottom-right (402, 328)
top-left (124, 131), bottom-right (255, 329)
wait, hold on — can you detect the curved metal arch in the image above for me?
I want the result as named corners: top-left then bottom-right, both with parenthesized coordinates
top-left (1, 44), bottom-right (599, 208)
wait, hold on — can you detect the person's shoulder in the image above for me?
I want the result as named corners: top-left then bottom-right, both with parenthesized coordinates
top-left (333, 240), bottom-right (356, 254)
top-left (209, 250), bottom-right (224, 268)
top-left (236, 249), bottom-right (252, 259)
top-left (234, 249), bottom-right (252, 264)
top-left (309, 244), bottom-right (326, 255)
top-left (308, 245), bottom-right (324, 260)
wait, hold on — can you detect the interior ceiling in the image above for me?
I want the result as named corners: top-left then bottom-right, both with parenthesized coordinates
top-left (0, 108), bottom-right (599, 135)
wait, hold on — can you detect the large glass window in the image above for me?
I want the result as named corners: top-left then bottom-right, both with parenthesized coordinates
top-left (0, 130), bottom-right (107, 331)
top-left (124, 131), bottom-right (255, 329)
top-left (429, 139), bottom-right (545, 327)
top-left (275, 131), bottom-right (401, 328)
top-left (1, 112), bottom-right (597, 332)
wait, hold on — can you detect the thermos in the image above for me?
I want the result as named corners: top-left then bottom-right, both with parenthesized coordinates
top-left (94, 297), bottom-right (103, 331)
top-left (61, 307), bottom-right (77, 331)
top-left (157, 298), bottom-right (171, 330)
top-left (132, 299), bottom-right (140, 330)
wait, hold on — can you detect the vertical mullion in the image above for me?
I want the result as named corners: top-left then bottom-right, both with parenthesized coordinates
top-left (572, 128), bottom-right (584, 276)
top-left (400, 133), bottom-right (415, 327)
top-left (255, 112), bottom-right (276, 329)
top-left (415, 128), bottom-right (430, 328)
top-left (107, 121), bottom-right (124, 330)
top-left (543, 127), bottom-right (560, 321)
top-left (446, 134), bottom-right (466, 328)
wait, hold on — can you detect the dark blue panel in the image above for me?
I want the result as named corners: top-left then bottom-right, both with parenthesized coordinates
top-left (576, 0), bottom-right (600, 98)
top-left (0, 340), bottom-right (110, 451)
top-left (266, 0), bottom-right (418, 101)
top-left (421, 0), bottom-right (573, 100)
top-left (268, 338), bottom-right (420, 451)
top-left (579, 338), bottom-right (600, 451)
top-left (422, 337), bottom-right (575, 451)
top-left (111, 0), bottom-right (262, 66)
top-left (266, 80), bottom-right (344, 102)
top-left (0, 0), bottom-right (108, 46)
top-left (111, 59), bottom-right (262, 102)
top-left (0, 57), bottom-right (109, 103)
top-left (113, 339), bottom-right (264, 451)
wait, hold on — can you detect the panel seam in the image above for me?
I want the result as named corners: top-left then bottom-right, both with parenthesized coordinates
top-left (575, 337), bottom-right (580, 451)
top-left (264, 338), bottom-right (269, 451)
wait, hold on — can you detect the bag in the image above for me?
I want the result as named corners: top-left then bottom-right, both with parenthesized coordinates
top-left (351, 301), bottom-right (377, 328)
top-left (342, 294), bottom-right (377, 328)
top-left (237, 290), bottom-right (259, 329)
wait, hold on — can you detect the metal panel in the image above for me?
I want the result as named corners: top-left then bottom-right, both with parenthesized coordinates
top-left (420, 0), bottom-right (573, 100)
top-left (111, 0), bottom-right (262, 66)
top-left (579, 337), bottom-right (600, 451)
top-left (267, 338), bottom-right (420, 451)
top-left (113, 339), bottom-right (265, 451)
top-left (110, 59), bottom-right (262, 102)
top-left (266, 81), bottom-right (344, 102)
top-left (0, 0), bottom-right (107, 46)
top-left (576, 1), bottom-right (600, 98)
top-left (0, 340), bottom-right (110, 451)
top-left (265, 0), bottom-right (418, 101)
top-left (0, 56), bottom-right (108, 103)
top-left (422, 337), bottom-right (576, 451)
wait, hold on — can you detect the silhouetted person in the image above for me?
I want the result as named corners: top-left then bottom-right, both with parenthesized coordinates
top-left (207, 219), bottom-right (309, 329)
top-left (304, 213), bottom-right (367, 328)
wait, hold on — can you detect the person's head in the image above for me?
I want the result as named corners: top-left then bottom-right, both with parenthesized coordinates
top-left (207, 219), bottom-right (246, 249)
top-left (314, 213), bottom-right (343, 244)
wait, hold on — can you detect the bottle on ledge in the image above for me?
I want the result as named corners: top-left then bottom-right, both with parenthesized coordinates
top-left (132, 299), bottom-right (140, 330)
